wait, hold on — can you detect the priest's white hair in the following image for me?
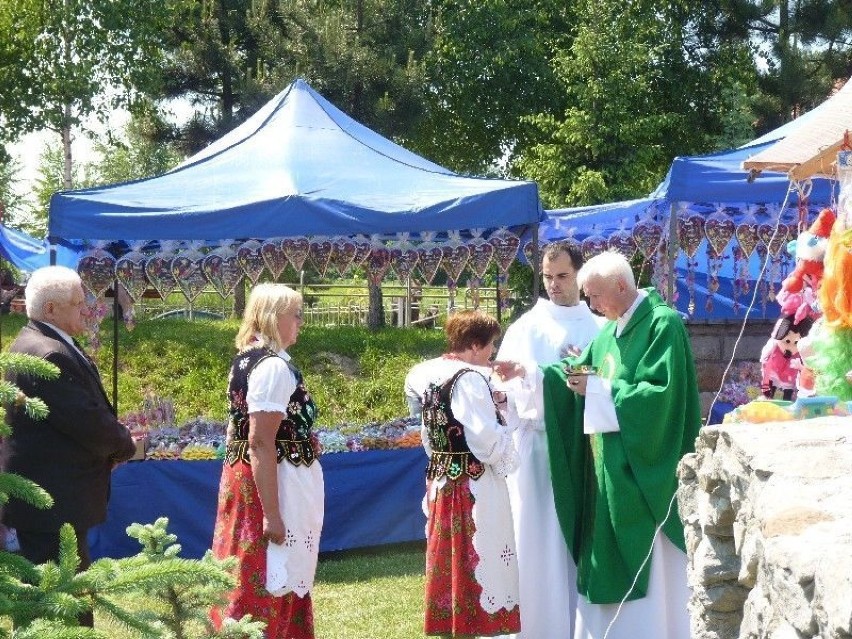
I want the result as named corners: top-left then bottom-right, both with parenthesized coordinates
top-left (577, 250), bottom-right (636, 291)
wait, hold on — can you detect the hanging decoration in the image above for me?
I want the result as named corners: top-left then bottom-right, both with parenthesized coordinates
top-left (488, 229), bottom-right (520, 276)
top-left (677, 204), bottom-right (705, 315)
top-left (440, 231), bottom-right (470, 311)
top-left (261, 238), bottom-right (289, 279)
top-left (757, 206), bottom-right (789, 303)
top-left (202, 243), bottom-right (243, 299)
top-left (755, 242), bottom-right (770, 315)
top-left (467, 230), bottom-right (495, 310)
top-left (328, 237), bottom-right (358, 277)
top-left (170, 242), bottom-right (208, 304)
top-left (388, 234), bottom-right (419, 283)
top-left (580, 227), bottom-right (608, 262)
top-left (236, 239), bottom-right (265, 284)
top-left (417, 233), bottom-right (443, 284)
top-left (114, 242), bottom-right (150, 305)
top-left (703, 207), bottom-right (735, 313)
top-left (351, 235), bottom-right (374, 270)
top-left (607, 219), bottom-right (637, 260)
top-left (632, 207), bottom-right (663, 262)
top-left (309, 237), bottom-right (334, 278)
top-left (144, 241), bottom-right (178, 300)
top-left (522, 238), bottom-right (549, 265)
top-left (282, 237), bottom-right (311, 272)
top-left (489, 228), bottom-right (520, 313)
top-left (83, 291), bottom-right (109, 352)
top-left (77, 241), bottom-right (116, 299)
top-left (364, 236), bottom-right (391, 286)
top-left (114, 241), bottom-right (149, 331)
top-left (733, 206), bottom-right (760, 307)
top-left (441, 232), bottom-right (470, 289)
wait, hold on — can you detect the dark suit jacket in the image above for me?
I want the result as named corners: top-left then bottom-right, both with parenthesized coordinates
top-left (3, 321), bottom-right (136, 532)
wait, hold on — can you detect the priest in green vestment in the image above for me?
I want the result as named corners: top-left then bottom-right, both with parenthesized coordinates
top-left (499, 251), bottom-right (701, 638)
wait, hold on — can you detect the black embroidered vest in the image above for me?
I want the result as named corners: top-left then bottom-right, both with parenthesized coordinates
top-left (225, 346), bottom-right (319, 467)
top-left (423, 367), bottom-right (500, 481)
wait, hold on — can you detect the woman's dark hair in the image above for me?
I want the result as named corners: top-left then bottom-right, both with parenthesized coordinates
top-left (445, 310), bottom-right (500, 352)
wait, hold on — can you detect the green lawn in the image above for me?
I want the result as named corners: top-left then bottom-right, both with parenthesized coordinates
top-left (92, 543), bottom-right (427, 639)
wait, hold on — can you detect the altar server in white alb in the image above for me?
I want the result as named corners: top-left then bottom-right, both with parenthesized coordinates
top-left (494, 240), bottom-right (603, 639)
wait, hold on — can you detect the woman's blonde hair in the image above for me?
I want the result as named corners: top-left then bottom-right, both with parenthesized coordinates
top-left (235, 283), bottom-right (302, 351)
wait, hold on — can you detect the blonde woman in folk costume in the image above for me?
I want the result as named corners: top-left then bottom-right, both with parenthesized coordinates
top-left (211, 283), bottom-right (324, 639)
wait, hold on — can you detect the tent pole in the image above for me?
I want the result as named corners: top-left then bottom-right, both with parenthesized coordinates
top-left (531, 223), bottom-right (540, 305)
top-left (495, 262), bottom-right (501, 324)
top-left (112, 277), bottom-right (119, 415)
top-left (667, 202), bottom-right (678, 307)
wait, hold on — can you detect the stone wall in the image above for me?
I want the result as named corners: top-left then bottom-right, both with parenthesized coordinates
top-left (685, 319), bottom-right (775, 419)
top-left (677, 417), bottom-right (852, 639)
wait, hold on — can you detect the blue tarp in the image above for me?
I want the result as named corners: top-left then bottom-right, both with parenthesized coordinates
top-left (89, 449), bottom-right (427, 559)
top-left (49, 79), bottom-right (542, 243)
top-left (0, 225), bottom-right (77, 271)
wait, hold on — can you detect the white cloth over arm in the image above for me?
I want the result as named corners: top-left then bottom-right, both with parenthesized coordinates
top-left (248, 349), bottom-right (324, 598)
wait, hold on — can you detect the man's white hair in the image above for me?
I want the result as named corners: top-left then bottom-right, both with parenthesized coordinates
top-left (577, 250), bottom-right (636, 290)
top-left (25, 266), bottom-right (82, 320)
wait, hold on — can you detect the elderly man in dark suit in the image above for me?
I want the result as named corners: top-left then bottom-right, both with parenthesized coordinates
top-left (3, 266), bottom-right (135, 624)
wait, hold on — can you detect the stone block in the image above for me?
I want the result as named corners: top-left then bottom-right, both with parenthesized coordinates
top-left (691, 334), bottom-right (722, 360)
top-left (697, 361), bottom-right (726, 392)
top-left (722, 334), bottom-right (767, 361)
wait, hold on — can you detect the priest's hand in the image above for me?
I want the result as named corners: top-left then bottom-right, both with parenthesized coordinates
top-left (566, 374), bottom-right (587, 395)
top-left (492, 360), bottom-right (525, 382)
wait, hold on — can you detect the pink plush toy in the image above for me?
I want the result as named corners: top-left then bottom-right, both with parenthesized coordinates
top-left (760, 315), bottom-right (814, 401)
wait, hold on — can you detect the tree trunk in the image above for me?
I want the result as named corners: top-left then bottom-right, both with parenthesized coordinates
top-left (233, 277), bottom-right (246, 318)
top-left (367, 280), bottom-right (384, 330)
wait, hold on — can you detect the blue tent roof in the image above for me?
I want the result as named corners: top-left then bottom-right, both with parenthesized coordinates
top-left (48, 79), bottom-right (542, 243)
top-left (0, 225), bottom-right (77, 271)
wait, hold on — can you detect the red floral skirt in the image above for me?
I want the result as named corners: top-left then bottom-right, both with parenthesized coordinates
top-left (210, 461), bottom-right (315, 639)
top-left (424, 476), bottom-right (520, 637)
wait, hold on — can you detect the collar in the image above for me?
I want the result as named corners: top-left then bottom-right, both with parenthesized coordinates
top-left (533, 297), bottom-right (592, 320)
top-left (250, 334), bottom-right (291, 361)
top-left (616, 290), bottom-right (647, 337)
top-left (38, 320), bottom-right (77, 348)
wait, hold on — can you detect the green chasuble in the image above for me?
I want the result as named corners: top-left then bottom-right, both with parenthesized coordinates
top-left (543, 288), bottom-right (701, 604)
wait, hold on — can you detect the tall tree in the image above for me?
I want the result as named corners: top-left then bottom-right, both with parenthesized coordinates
top-left (0, 0), bottom-right (182, 190)
top-left (412, 0), bottom-right (570, 174)
top-left (513, 0), bottom-right (759, 208)
top-left (709, 0), bottom-right (852, 131)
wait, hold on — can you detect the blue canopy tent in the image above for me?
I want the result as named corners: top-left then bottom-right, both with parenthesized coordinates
top-left (48, 78), bottom-right (542, 244)
top-left (540, 105), bottom-right (839, 319)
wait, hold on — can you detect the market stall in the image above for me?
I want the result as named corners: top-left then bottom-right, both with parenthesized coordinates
top-left (44, 79), bottom-right (543, 556)
top-left (532, 96), bottom-right (843, 319)
top-left (88, 448), bottom-right (427, 559)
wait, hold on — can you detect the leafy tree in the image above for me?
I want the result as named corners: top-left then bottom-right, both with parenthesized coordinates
top-left (513, 0), bottom-right (760, 208)
top-left (86, 107), bottom-right (183, 186)
top-left (0, 149), bottom-right (28, 230)
top-left (0, 0), bottom-right (184, 189)
top-left (413, 0), bottom-right (570, 174)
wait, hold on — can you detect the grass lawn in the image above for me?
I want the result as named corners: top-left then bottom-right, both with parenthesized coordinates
top-left (92, 543), bottom-right (427, 638)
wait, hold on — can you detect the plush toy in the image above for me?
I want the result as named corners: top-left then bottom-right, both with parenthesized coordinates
top-left (776, 207), bottom-right (836, 324)
top-left (760, 315), bottom-right (814, 401)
